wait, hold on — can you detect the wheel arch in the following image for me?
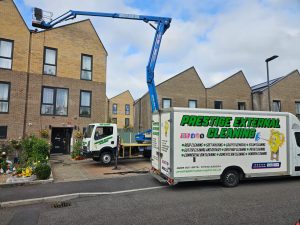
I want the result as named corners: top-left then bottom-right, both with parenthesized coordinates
top-left (221, 166), bottom-right (245, 180)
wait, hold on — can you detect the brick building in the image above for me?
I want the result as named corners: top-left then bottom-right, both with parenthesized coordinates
top-left (252, 70), bottom-right (300, 119)
top-left (206, 70), bottom-right (252, 110)
top-left (0, 0), bottom-right (107, 154)
top-left (108, 90), bottom-right (134, 129)
top-left (134, 67), bottom-right (206, 131)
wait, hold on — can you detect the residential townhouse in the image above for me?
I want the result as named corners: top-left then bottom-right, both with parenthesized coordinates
top-left (0, 0), bottom-right (107, 154)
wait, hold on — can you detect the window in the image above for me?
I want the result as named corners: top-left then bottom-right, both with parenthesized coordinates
top-left (214, 101), bottom-right (223, 109)
top-left (0, 126), bottom-right (7, 139)
top-left (43, 47), bottom-right (57, 75)
top-left (238, 102), bottom-right (246, 110)
top-left (112, 118), bottom-right (117, 124)
top-left (188, 100), bottom-right (197, 108)
top-left (295, 133), bottom-right (300, 147)
top-left (125, 118), bottom-right (130, 127)
top-left (125, 104), bottom-right (130, 115)
top-left (80, 90), bottom-right (92, 117)
top-left (112, 104), bottom-right (117, 114)
top-left (272, 100), bottom-right (281, 112)
top-left (94, 126), bottom-right (113, 140)
top-left (0, 39), bottom-right (13, 69)
top-left (296, 102), bottom-right (300, 120)
top-left (81, 54), bottom-right (92, 80)
top-left (41, 87), bottom-right (68, 116)
top-left (0, 82), bottom-right (10, 113)
top-left (162, 98), bottom-right (172, 109)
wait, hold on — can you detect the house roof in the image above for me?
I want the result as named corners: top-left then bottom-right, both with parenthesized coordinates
top-left (251, 70), bottom-right (299, 93)
top-left (136, 66), bottom-right (204, 101)
top-left (109, 90), bottom-right (134, 101)
top-left (32, 19), bottom-right (108, 55)
top-left (207, 70), bottom-right (251, 89)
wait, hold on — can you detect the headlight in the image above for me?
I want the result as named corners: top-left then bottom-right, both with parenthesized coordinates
top-left (87, 141), bottom-right (90, 151)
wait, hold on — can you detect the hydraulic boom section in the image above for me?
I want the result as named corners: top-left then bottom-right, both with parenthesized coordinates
top-left (32, 8), bottom-right (171, 112)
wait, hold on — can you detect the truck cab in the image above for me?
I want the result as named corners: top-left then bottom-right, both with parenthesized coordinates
top-left (82, 123), bottom-right (118, 165)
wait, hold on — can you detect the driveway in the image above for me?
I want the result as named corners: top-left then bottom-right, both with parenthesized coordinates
top-left (50, 154), bottom-right (151, 182)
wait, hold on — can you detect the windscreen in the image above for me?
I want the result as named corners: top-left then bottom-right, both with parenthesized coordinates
top-left (84, 125), bottom-right (95, 138)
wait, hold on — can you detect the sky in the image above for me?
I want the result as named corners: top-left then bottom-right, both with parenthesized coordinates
top-left (14, 0), bottom-right (300, 99)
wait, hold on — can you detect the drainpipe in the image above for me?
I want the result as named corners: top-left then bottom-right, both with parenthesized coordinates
top-left (23, 31), bottom-right (32, 138)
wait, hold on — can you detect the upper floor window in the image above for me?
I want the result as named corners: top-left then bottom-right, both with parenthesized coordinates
top-left (80, 90), bottom-right (92, 117)
top-left (41, 87), bottom-right (68, 116)
top-left (188, 100), bottom-right (197, 108)
top-left (296, 102), bottom-right (300, 120)
top-left (43, 47), bottom-right (57, 75)
top-left (162, 98), bottom-right (172, 109)
top-left (0, 39), bottom-right (13, 70)
top-left (272, 100), bottom-right (281, 112)
top-left (214, 101), bottom-right (223, 109)
top-left (125, 104), bottom-right (130, 115)
top-left (238, 102), bottom-right (246, 110)
top-left (81, 54), bottom-right (92, 80)
top-left (112, 104), bottom-right (117, 114)
top-left (0, 82), bottom-right (10, 113)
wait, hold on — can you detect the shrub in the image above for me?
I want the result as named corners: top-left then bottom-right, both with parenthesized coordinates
top-left (71, 140), bottom-right (82, 159)
top-left (20, 136), bottom-right (50, 166)
top-left (35, 163), bottom-right (51, 180)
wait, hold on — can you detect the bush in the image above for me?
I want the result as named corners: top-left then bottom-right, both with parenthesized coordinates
top-left (35, 163), bottom-right (51, 180)
top-left (71, 140), bottom-right (82, 159)
top-left (20, 136), bottom-right (50, 166)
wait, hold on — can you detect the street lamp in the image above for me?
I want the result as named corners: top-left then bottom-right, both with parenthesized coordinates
top-left (265, 55), bottom-right (279, 111)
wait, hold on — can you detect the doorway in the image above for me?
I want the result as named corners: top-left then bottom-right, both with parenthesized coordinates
top-left (51, 128), bottom-right (73, 154)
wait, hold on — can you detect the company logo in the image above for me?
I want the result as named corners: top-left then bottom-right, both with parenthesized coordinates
top-left (252, 162), bottom-right (281, 169)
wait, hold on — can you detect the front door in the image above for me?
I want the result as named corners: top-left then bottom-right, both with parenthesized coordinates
top-left (51, 128), bottom-right (73, 154)
top-left (294, 131), bottom-right (300, 174)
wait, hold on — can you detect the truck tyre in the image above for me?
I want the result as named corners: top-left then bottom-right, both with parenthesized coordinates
top-left (100, 152), bottom-right (112, 166)
top-left (221, 170), bottom-right (239, 187)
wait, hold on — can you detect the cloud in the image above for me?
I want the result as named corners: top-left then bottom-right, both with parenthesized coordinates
top-left (22, 0), bottom-right (300, 99)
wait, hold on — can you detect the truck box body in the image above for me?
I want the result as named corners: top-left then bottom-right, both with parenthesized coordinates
top-left (151, 108), bottom-right (300, 184)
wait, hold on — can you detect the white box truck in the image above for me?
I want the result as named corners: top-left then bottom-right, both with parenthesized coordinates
top-left (150, 108), bottom-right (300, 187)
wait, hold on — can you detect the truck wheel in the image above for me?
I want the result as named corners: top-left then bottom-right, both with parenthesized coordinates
top-left (100, 152), bottom-right (112, 166)
top-left (221, 170), bottom-right (239, 187)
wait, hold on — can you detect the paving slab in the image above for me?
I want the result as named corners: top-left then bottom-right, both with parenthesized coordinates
top-left (50, 154), bottom-right (151, 182)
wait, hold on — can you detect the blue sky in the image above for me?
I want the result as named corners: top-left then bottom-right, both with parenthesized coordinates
top-left (14, 0), bottom-right (300, 99)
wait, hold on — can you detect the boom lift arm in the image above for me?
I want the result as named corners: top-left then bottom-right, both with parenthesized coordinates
top-left (32, 8), bottom-right (171, 112)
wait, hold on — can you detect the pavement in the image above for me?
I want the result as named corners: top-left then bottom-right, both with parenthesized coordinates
top-left (50, 154), bottom-right (150, 182)
top-left (2, 176), bottom-right (300, 225)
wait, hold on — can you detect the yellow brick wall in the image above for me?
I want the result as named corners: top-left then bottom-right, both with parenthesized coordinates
top-left (0, 0), bottom-right (30, 72)
top-left (30, 20), bottom-right (107, 83)
top-left (134, 67), bottom-right (206, 130)
top-left (207, 71), bottom-right (252, 110)
top-left (254, 70), bottom-right (300, 114)
top-left (108, 91), bottom-right (134, 129)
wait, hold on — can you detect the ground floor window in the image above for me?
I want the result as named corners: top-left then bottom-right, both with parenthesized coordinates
top-left (272, 100), bottom-right (281, 112)
top-left (0, 126), bottom-right (7, 139)
top-left (214, 101), bottom-right (223, 109)
top-left (125, 118), bottom-right (130, 127)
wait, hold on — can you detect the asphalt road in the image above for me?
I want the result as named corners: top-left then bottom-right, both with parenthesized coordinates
top-left (2, 175), bottom-right (300, 225)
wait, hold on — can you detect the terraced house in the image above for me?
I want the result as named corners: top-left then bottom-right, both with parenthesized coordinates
top-left (0, 0), bottom-right (107, 154)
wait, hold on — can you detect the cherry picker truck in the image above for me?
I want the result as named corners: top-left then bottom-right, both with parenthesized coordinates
top-left (32, 7), bottom-right (171, 165)
top-left (32, 8), bottom-right (300, 188)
